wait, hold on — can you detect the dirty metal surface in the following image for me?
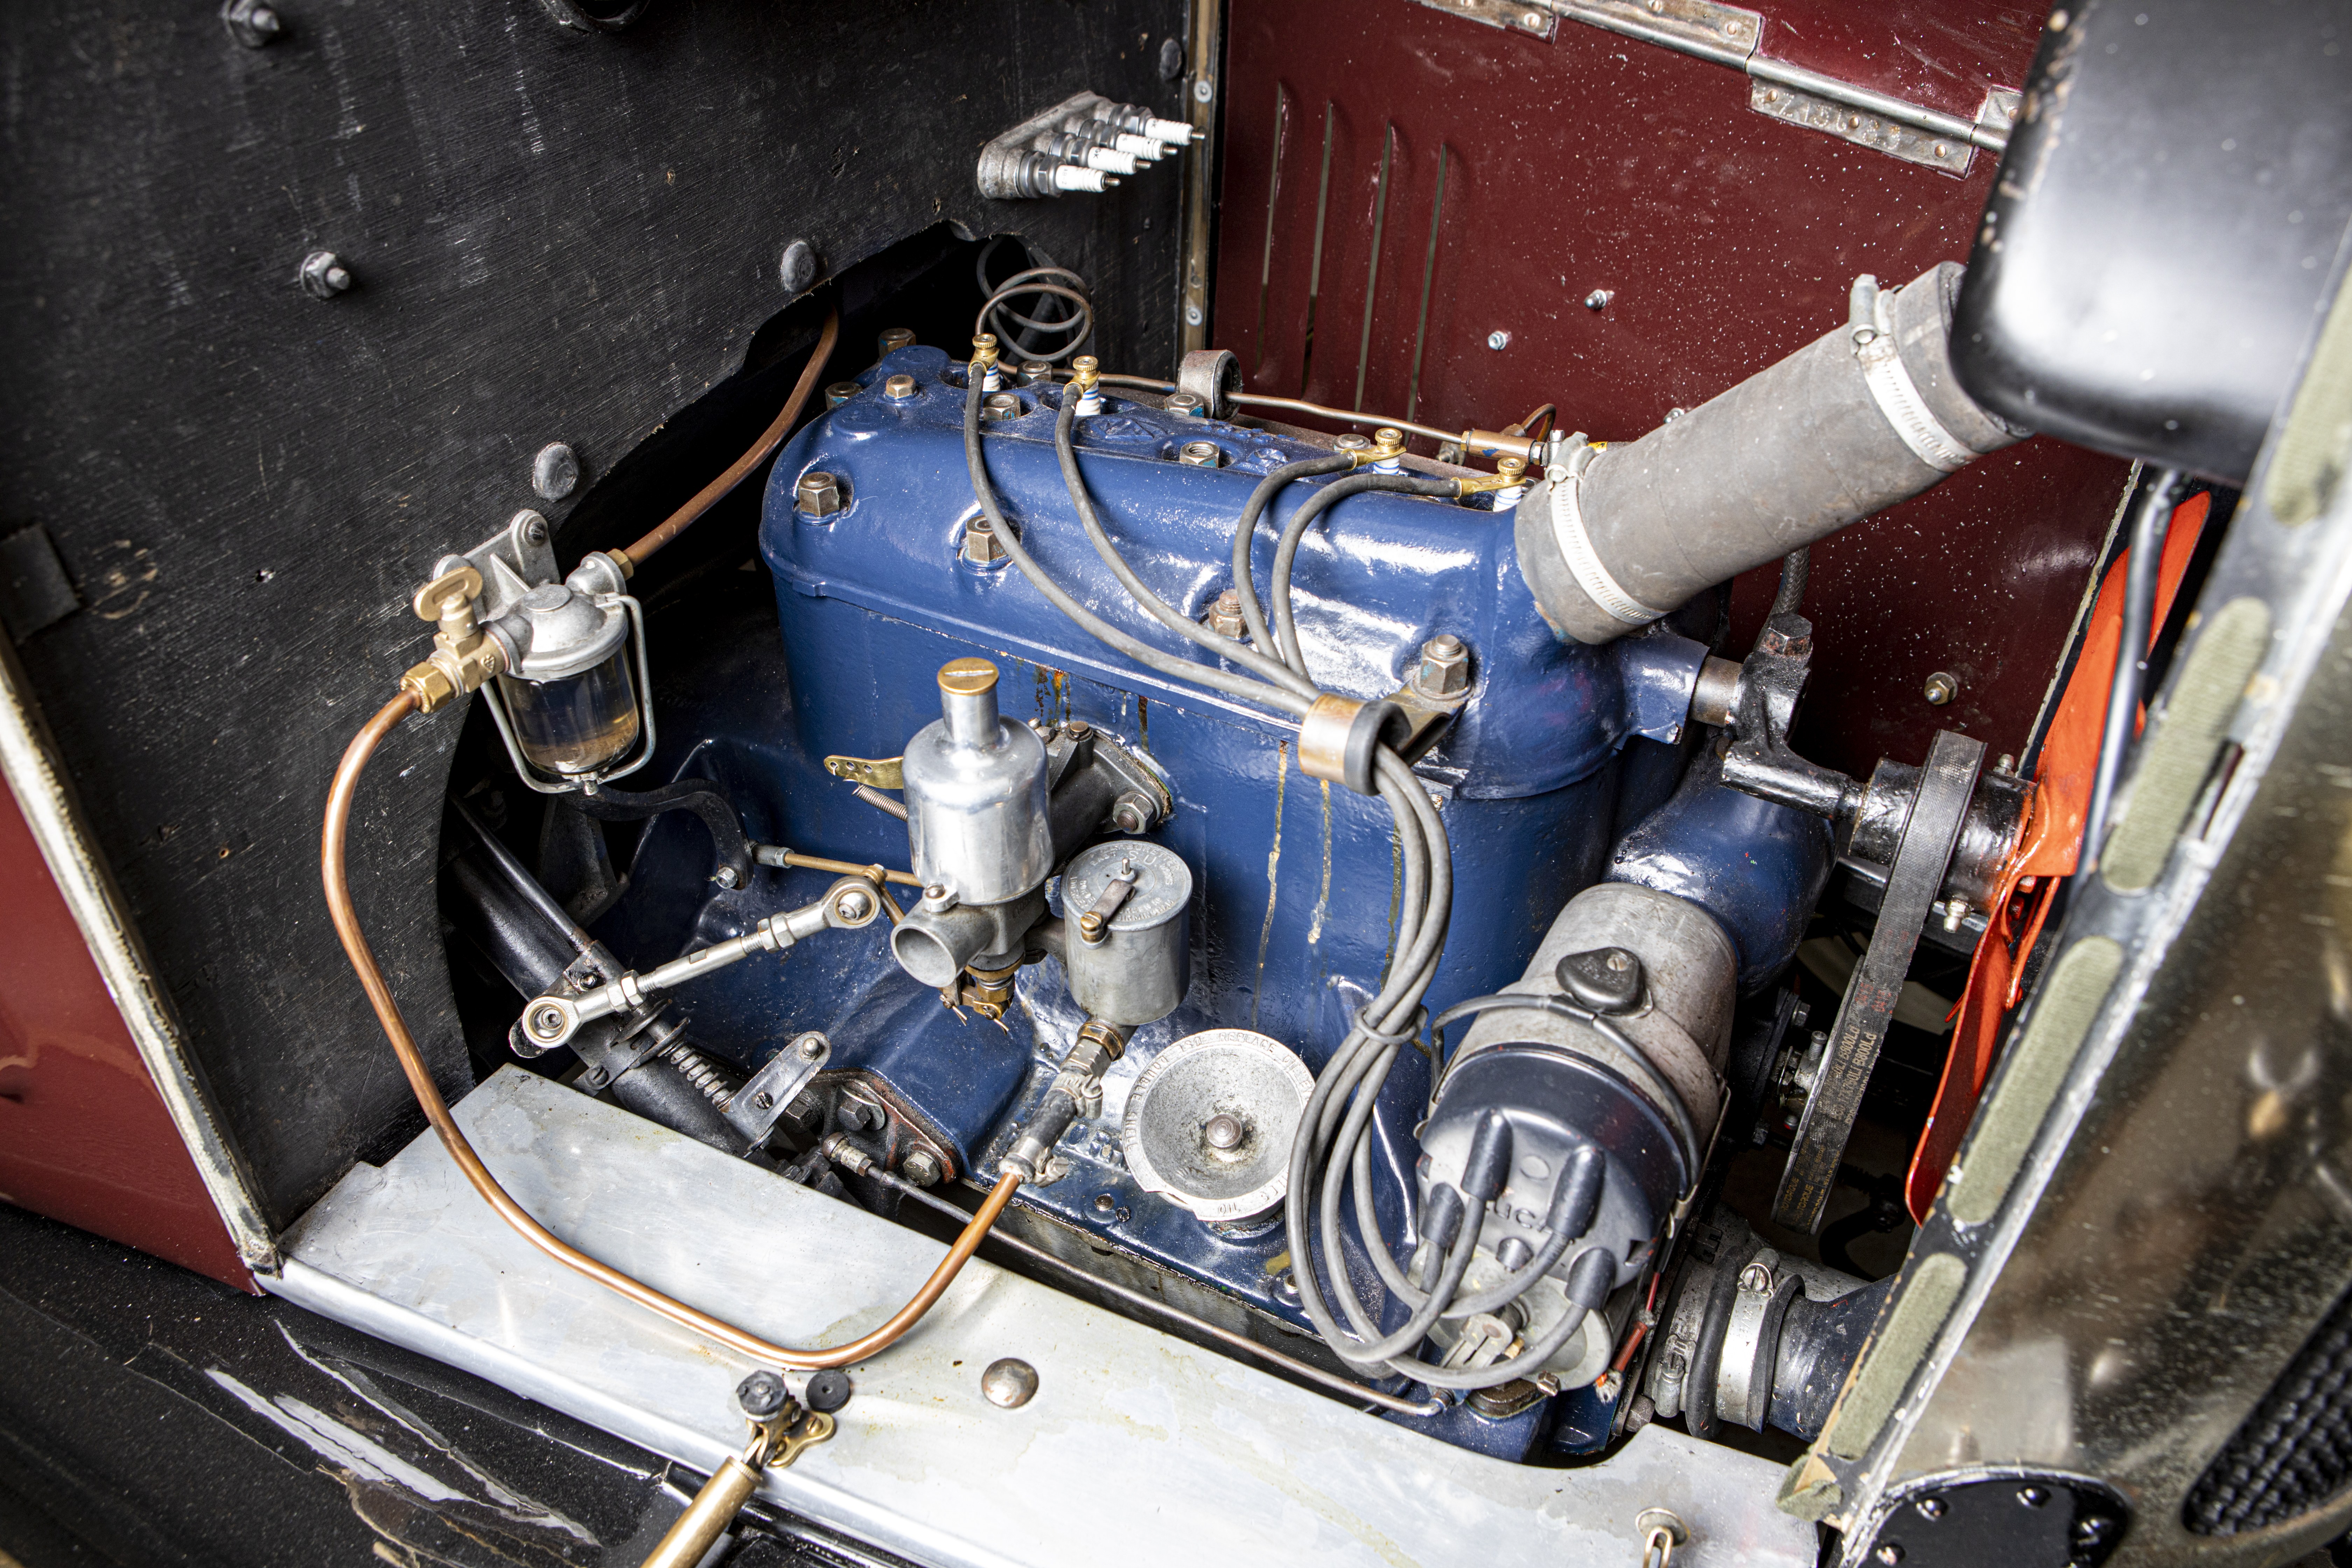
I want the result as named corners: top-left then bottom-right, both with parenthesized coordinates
top-left (274, 1068), bottom-right (1819, 1568)
top-left (1211, 0), bottom-right (2126, 779)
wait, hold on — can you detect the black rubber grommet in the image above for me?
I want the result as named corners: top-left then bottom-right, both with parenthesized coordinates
top-left (803, 1368), bottom-right (853, 1413)
top-left (1342, 699), bottom-right (1412, 795)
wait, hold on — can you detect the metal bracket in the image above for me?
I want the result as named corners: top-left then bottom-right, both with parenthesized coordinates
top-left (1720, 614), bottom-right (1860, 821)
top-left (721, 1032), bottom-right (832, 1145)
top-left (1772, 729), bottom-right (1983, 1234)
top-left (432, 509), bottom-right (559, 622)
top-left (1408, 0), bottom-right (1557, 38)
top-left (1749, 78), bottom-right (1974, 177)
top-left (824, 755), bottom-right (904, 790)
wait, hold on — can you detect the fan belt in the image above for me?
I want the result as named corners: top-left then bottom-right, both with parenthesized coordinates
top-left (1773, 729), bottom-right (1984, 1234)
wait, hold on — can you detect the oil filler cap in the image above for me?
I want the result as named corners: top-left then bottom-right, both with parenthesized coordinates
top-left (1120, 1029), bottom-right (1311, 1226)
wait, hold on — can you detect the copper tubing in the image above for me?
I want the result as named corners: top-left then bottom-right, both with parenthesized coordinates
top-left (759, 845), bottom-right (923, 888)
top-left (323, 691), bottom-right (1017, 1368)
top-left (622, 308), bottom-right (842, 568)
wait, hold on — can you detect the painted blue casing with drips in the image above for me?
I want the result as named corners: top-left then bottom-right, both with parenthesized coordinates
top-left (588, 346), bottom-right (1827, 1457)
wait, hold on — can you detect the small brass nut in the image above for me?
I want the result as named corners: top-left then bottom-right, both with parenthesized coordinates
top-left (1412, 634), bottom-right (1472, 700)
top-left (796, 470), bottom-right (845, 518)
top-left (884, 373), bottom-right (919, 401)
top-left (877, 327), bottom-right (917, 355)
top-left (982, 392), bottom-right (1022, 422)
top-left (961, 517), bottom-right (1008, 565)
top-left (1371, 426), bottom-right (1407, 456)
top-left (824, 381), bottom-right (861, 408)
top-left (400, 659), bottom-right (459, 713)
top-left (1923, 671), bottom-right (1958, 706)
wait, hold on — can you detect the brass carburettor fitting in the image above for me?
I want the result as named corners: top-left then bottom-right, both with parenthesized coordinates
top-left (400, 564), bottom-right (504, 713)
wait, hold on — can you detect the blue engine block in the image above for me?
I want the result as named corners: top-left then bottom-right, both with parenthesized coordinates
top-left (589, 345), bottom-right (1830, 1457)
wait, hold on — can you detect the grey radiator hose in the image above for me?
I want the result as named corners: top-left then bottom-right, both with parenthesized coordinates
top-left (1518, 262), bottom-right (2028, 645)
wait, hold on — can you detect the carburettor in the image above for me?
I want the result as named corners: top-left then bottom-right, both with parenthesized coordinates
top-left (891, 658), bottom-right (1056, 988)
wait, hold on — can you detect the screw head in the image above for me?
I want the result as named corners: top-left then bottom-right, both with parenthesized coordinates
top-left (529, 1004), bottom-right (566, 1038)
top-left (1738, 1261), bottom-right (1777, 1293)
top-left (1333, 433), bottom-right (1371, 451)
top-left (299, 251), bottom-right (352, 299)
top-left (752, 1090), bottom-right (775, 1111)
top-left (778, 239), bottom-right (818, 295)
top-left (1585, 288), bottom-right (1615, 310)
top-left (1203, 1113), bottom-right (1245, 1151)
top-left (713, 865), bottom-right (740, 889)
top-left (2017, 1485), bottom-right (2050, 1508)
top-left (797, 1034), bottom-right (827, 1060)
top-left (1923, 671), bottom-right (1959, 706)
top-left (224, 0), bottom-right (282, 47)
top-left (1271, 1269), bottom-right (1302, 1305)
top-left (884, 373), bottom-right (918, 401)
top-left (796, 470), bottom-right (845, 518)
top-left (522, 515), bottom-right (550, 546)
top-left (901, 1148), bottom-right (943, 1186)
top-left (735, 1369), bottom-right (790, 1419)
top-left (531, 443), bottom-right (579, 502)
top-left (1486, 330), bottom-right (1511, 350)
top-left (1873, 1547), bottom-right (1905, 1566)
top-left (835, 887), bottom-right (874, 922)
top-left (980, 1358), bottom-right (1039, 1409)
top-left (1914, 1497), bottom-right (1947, 1521)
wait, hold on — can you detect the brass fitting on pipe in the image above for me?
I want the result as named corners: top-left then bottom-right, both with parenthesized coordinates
top-left (399, 563), bottom-right (504, 713)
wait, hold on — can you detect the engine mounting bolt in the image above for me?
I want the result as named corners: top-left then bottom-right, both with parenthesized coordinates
top-left (981, 1358), bottom-right (1039, 1409)
top-left (1177, 440), bottom-right (1223, 468)
top-left (824, 381), bottom-right (861, 408)
top-left (1413, 634), bottom-right (1472, 700)
top-left (884, 373), bottom-right (918, 401)
top-left (1206, 588), bottom-right (1247, 640)
top-left (982, 392), bottom-right (1022, 421)
top-left (1923, 670), bottom-right (1959, 705)
top-left (877, 327), bottom-right (917, 356)
top-left (299, 250), bottom-right (352, 299)
top-left (901, 1148), bottom-right (943, 1187)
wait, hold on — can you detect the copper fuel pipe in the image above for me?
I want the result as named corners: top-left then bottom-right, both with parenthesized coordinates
top-left (322, 691), bottom-right (1017, 1370)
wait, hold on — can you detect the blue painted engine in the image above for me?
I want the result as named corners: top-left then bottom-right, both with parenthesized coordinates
top-left (585, 344), bottom-right (1832, 1458)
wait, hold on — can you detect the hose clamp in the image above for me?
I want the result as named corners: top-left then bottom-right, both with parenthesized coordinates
top-left (1546, 451), bottom-right (1662, 628)
top-left (1854, 308), bottom-right (1979, 474)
